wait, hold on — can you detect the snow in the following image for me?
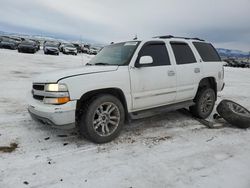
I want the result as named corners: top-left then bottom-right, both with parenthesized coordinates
top-left (0, 49), bottom-right (250, 188)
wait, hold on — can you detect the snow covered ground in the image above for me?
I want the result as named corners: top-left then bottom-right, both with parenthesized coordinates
top-left (0, 49), bottom-right (250, 188)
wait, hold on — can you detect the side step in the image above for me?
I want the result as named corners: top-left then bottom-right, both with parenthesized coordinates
top-left (129, 100), bottom-right (195, 120)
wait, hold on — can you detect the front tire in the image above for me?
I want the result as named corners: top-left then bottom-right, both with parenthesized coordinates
top-left (190, 88), bottom-right (216, 119)
top-left (79, 94), bottom-right (125, 143)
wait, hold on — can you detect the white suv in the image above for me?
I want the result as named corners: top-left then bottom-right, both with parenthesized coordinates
top-left (28, 35), bottom-right (225, 143)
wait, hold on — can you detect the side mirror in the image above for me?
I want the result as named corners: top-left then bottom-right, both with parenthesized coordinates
top-left (139, 56), bottom-right (153, 66)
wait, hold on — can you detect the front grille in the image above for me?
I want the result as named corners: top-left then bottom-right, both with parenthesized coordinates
top-left (33, 95), bottom-right (44, 101)
top-left (32, 84), bottom-right (45, 101)
top-left (33, 84), bottom-right (44, 91)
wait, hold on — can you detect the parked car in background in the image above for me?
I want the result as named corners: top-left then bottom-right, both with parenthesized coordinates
top-left (9, 37), bottom-right (22, 46)
top-left (59, 43), bottom-right (67, 52)
top-left (82, 44), bottom-right (90, 54)
top-left (0, 37), bottom-right (19, 50)
top-left (30, 39), bottom-right (40, 51)
top-left (18, 40), bottom-right (38, 53)
top-left (44, 42), bottom-right (59, 55)
top-left (89, 47), bottom-right (99, 55)
top-left (238, 61), bottom-right (249, 68)
top-left (62, 43), bottom-right (77, 55)
top-left (72, 43), bottom-right (82, 53)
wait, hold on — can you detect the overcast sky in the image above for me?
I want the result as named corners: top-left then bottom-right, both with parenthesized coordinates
top-left (0, 0), bottom-right (249, 51)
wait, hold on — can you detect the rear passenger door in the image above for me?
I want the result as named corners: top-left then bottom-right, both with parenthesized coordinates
top-left (130, 41), bottom-right (176, 110)
top-left (170, 42), bottom-right (202, 102)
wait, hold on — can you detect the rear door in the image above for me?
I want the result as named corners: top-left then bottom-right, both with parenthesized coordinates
top-left (170, 41), bottom-right (202, 102)
top-left (192, 42), bottom-right (224, 91)
top-left (130, 41), bottom-right (177, 111)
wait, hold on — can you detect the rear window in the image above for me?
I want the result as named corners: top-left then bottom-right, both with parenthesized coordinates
top-left (170, 42), bottom-right (196, 65)
top-left (193, 42), bottom-right (221, 62)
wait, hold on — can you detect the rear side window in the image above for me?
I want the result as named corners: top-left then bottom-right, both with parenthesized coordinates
top-left (193, 42), bottom-right (221, 62)
top-left (137, 42), bottom-right (171, 66)
top-left (171, 42), bottom-right (196, 65)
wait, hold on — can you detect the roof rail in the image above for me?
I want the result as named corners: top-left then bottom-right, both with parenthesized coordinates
top-left (153, 35), bottom-right (205, 41)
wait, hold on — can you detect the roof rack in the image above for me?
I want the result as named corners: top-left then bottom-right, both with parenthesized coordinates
top-left (153, 35), bottom-right (205, 41)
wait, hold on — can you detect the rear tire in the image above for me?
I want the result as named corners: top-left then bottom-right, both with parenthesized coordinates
top-left (79, 94), bottom-right (125, 143)
top-left (190, 88), bottom-right (216, 119)
top-left (217, 100), bottom-right (250, 129)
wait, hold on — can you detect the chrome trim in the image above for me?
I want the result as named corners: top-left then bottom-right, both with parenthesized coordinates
top-left (134, 91), bottom-right (176, 100)
top-left (178, 87), bottom-right (194, 92)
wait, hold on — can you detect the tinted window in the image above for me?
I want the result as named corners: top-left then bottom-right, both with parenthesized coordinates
top-left (137, 42), bottom-right (171, 66)
top-left (193, 42), bottom-right (221, 62)
top-left (171, 42), bottom-right (196, 65)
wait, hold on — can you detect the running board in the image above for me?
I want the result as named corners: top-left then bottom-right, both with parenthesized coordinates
top-left (129, 100), bottom-right (195, 120)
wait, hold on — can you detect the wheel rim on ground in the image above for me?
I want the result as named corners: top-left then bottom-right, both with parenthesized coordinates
top-left (92, 102), bottom-right (120, 137)
top-left (200, 91), bottom-right (214, 114)
top-left (227, 101), bottom-right (250, 116)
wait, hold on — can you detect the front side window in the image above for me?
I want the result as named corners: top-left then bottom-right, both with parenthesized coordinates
top-left (87, 41), bottom-right (140, 66)
top-left (137, 42), bottom-right (171, 67)
top-left (171, 42), bottom-right (196, 65)
top-left (193, 42), bottom-right (221, 62)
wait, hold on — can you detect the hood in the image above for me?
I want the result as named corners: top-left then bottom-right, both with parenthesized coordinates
top-left (64, 47), bottom-right (76, 51)
top-left (33, 65), bottom-right (119, 83)
top-left (19, 43), bottom-right (35, 47)
top-left (46, 46), bottom-right (58, 51)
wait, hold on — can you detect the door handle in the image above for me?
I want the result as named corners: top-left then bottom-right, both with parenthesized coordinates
top-left (168, 70), bottom-right (175, 76)
top-left (194, 68), bottom-right (200, 73)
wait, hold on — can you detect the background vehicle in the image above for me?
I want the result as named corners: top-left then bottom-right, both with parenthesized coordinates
top-left (72, 43), bottom-right (82, 53)
top-left (0, 37), bottom-right (19, 50)
top-left (62, 43), bottom-right (77, 55)
top-left (30, 39), bottom-right (40, 51)
top-left (82, 44), bottom-right (90, 54)
top-left (44, 42), bottom-right (59, 55)
top-left (28, 36), bottom-right (224, 143)
top-left (18, 40), bottom-right (38, 53)
top-left (89, 47), bottom-right (99, 55)
top-left (59, 43), bottom-right (67, 52)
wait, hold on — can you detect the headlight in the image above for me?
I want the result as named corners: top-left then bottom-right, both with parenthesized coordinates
top-left (44, 83), bottom-right (68, 92)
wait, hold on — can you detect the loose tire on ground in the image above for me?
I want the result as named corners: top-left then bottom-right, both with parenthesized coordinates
top-left (79, 94), bottom-right (125, 143)
top-left (217, 100), bottom-right (250, 129)
top-left (190, 88), bottom-right (216, 119)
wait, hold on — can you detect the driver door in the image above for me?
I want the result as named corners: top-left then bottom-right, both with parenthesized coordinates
top-left (129, 41), bottom-right (177, 111)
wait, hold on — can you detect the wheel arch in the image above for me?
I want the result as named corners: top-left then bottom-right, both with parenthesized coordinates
top-left (75, 88), bottom-right (129, 125)
top-left (195, 77), bottom-right (217, 101)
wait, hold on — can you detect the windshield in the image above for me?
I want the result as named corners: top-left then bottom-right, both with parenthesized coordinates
top-left (21, 40), bottom-right (35, 45)
top-left (65, 44), bottom-right (74, 48)
top-left (87, 41), bottom-right (140, 66)
top-left (2, 38), bottom-right (11, 42)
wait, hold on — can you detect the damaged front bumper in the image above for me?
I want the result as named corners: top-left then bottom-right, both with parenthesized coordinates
top-left (28, 97), bottom-right (76, 127)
